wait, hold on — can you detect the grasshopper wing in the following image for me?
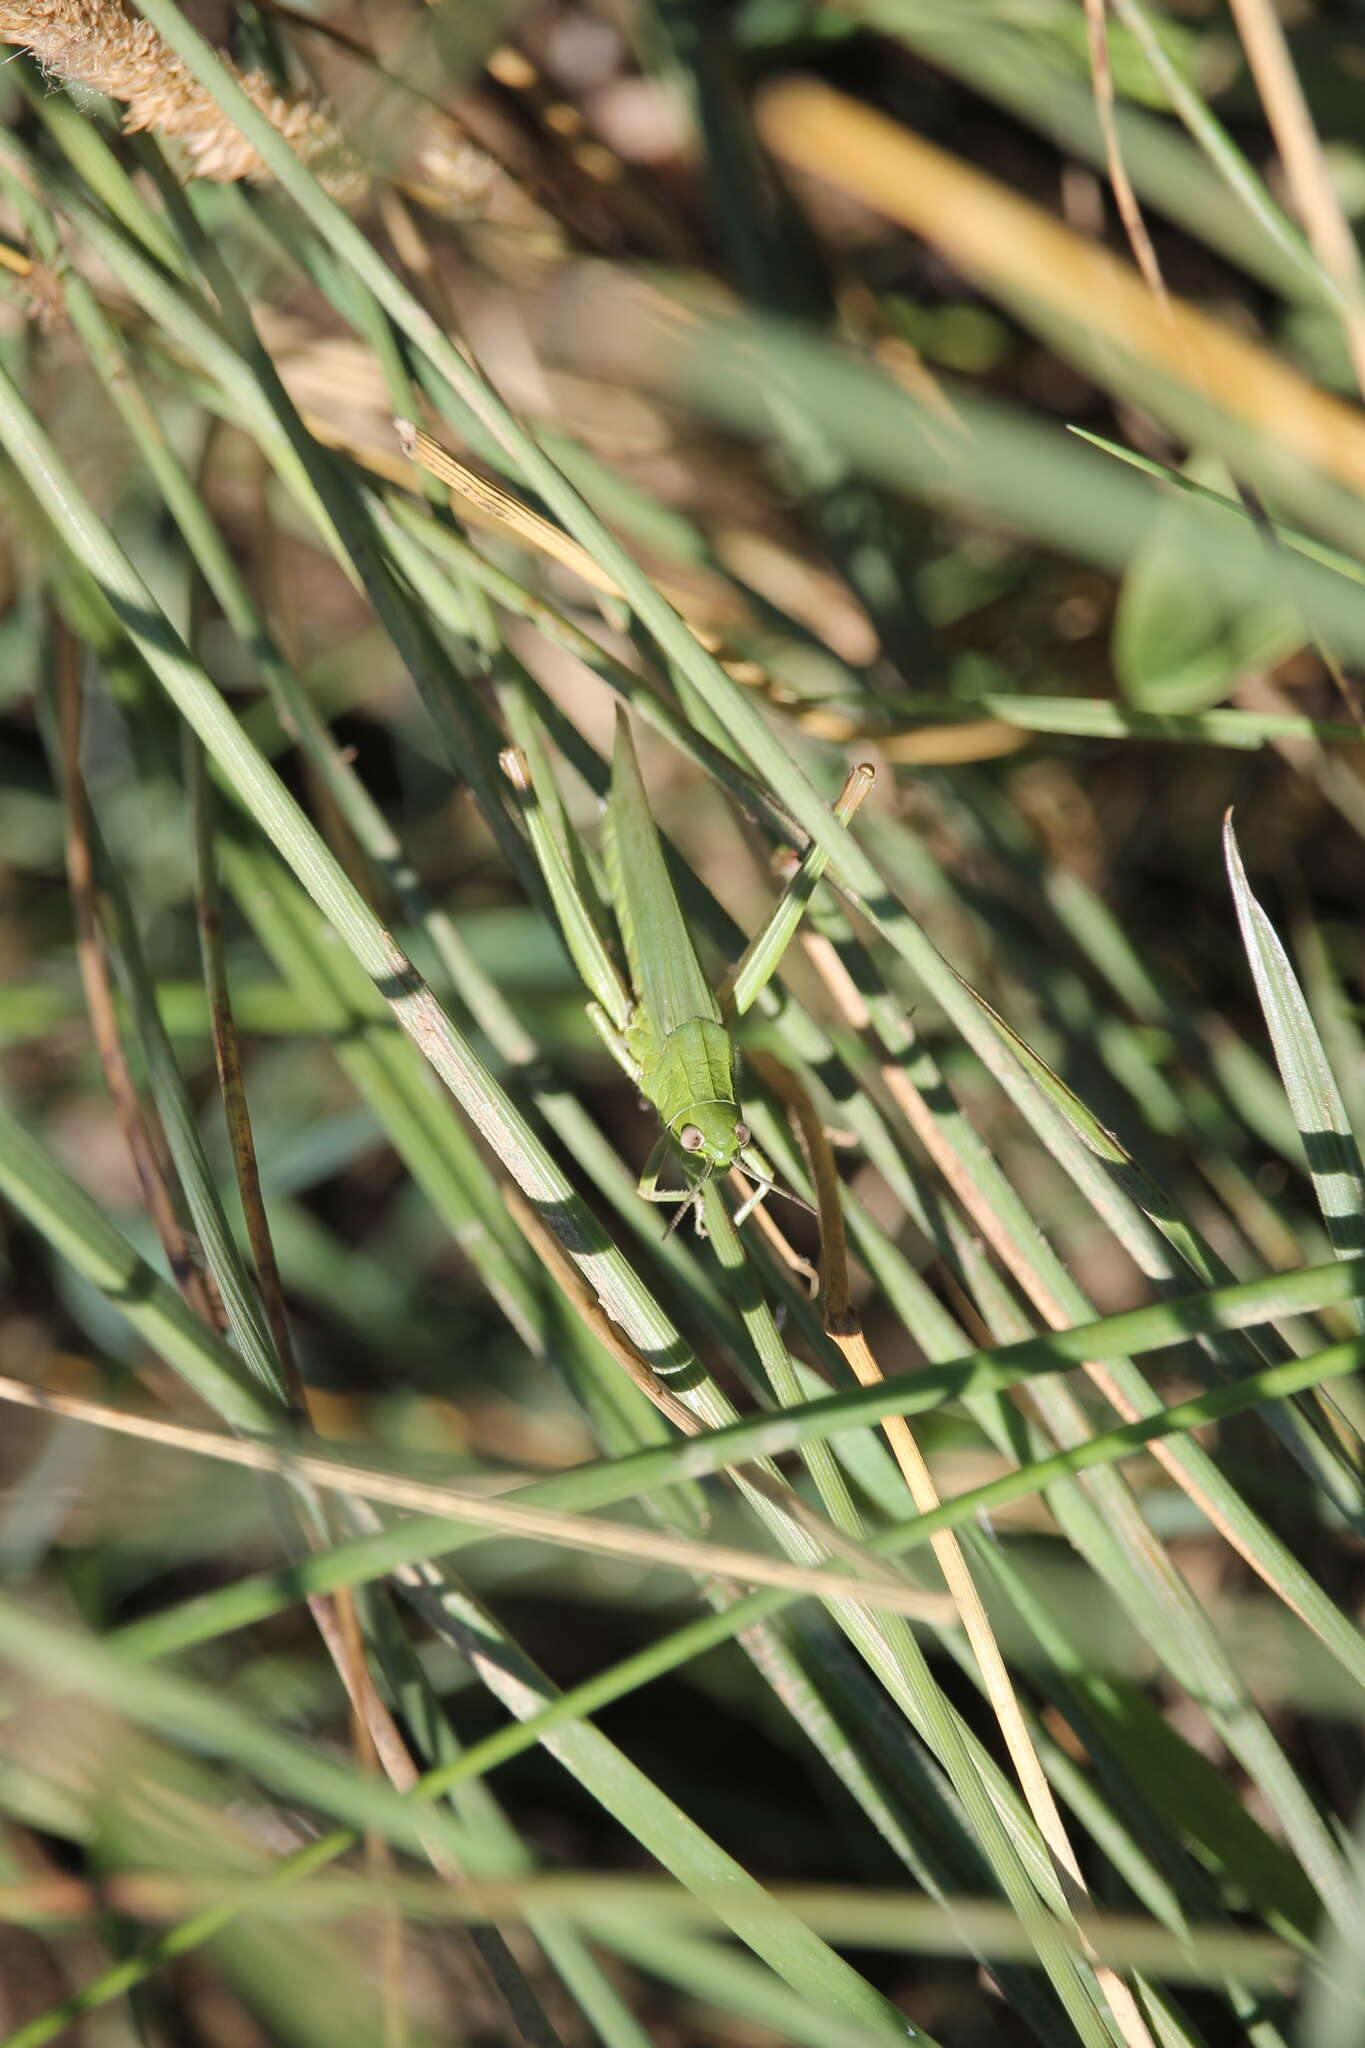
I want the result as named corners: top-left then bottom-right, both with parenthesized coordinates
top-left (603, 708), bottom-right (720, 1038)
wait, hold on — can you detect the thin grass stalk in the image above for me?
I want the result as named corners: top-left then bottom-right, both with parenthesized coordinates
top-left (0, 1866), bottom-right (1306, 1980)
top-left (48, 608), bottom-right (214, 1325)
top-left (78, 813), bottom-right (288, 1401)
top-left (185, 738), bottom-right (305, 1411)
top-left (1081, 0), bottom-right (1167, 306)
top-left (1103, 0), bottom-right (1328, 303)
top-left (881, 694), bottom-right (1365, 748)
top-left (0, 1374), bottom-right (954, 1618)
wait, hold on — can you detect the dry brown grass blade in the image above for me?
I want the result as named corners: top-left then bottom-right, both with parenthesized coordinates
top-left (394, 420), bottom-right (789, 687)
top-left (755, 76), bottom-right (1365, 496)
top-left (187, 742), bottom-right (305, 1416)
top-left (501, 1188), bottom-right (713, 1439)
top-left (378, 186), bottom-right (464, 339)
top-left (333, 1588), bottom-right (407, 2048)
top-left (0, 1869), bottom-right (1298, 1980)
top-left (1081, 0), bottom-right (1168, 307)
top-left (712, 526), bottom-right (879, 668)
top-left (396, 417), bottom-right (626, 600)
top-left (742, 1052), bottom-right (846, 1319)
top-left (52, 613), bottom-right (217, 1329)
top-left (751, 699), bottom-right (1026, 758)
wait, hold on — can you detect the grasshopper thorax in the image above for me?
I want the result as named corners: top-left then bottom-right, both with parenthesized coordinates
top-left (671, 1100), bottom-right (750, 1173)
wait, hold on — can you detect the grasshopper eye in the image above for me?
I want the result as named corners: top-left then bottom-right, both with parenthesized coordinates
top-left (733, 1121), bottom-right (750, 1147)
top-left (679, 1124), bottom-right (704, 1152)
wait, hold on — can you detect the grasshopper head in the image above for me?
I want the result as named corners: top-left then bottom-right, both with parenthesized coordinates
top-left (674, 1103), bottom-right (750, 1174)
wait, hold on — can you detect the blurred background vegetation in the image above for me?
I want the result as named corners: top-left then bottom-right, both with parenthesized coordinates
top-left (3, 0), bottom-right (1365, 2043)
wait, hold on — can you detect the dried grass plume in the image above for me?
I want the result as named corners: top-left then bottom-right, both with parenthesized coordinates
top-left (0, 0), bottom-right (366, 197)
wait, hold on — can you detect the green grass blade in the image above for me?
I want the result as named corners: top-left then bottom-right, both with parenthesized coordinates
top-left (1225, 816), bottom-right (1365, 1309)
top-left (0, 1099), bottom-right (272, 1434)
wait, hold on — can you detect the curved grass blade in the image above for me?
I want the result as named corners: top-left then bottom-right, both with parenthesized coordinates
top-left (1225, 814), bottom-right (1365, 1319)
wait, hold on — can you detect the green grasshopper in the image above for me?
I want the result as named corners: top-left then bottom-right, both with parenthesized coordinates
top-left (503, 705), bottom-right (871, 1234)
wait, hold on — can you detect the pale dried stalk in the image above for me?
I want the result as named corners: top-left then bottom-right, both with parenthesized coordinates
top-left (0, 0), bottom-right (363, 196)
top-left (1225, 0), bottom-right (1365, 403)
top-left (835, 1328), bottom-right (1156, 2048)
top-left (779, 982), bottom-right (1158, 2048)
top-left (0, 1372), bottom-right (953, 1620)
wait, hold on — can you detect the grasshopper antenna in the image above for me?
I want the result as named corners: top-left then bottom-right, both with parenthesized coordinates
top-left (735, 1153), bottom-right (817, 1220)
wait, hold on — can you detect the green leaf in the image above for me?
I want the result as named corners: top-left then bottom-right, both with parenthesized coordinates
top-left (1114, 458), bottom-right (1301, 710)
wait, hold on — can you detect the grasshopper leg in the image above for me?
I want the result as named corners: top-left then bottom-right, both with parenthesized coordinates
top-left (732, 1176), bottom-right (772, 1229)
top-left (587, 1002), bottom-right (642, 1087)
top-left (638, 1136), bottom-right (708, 1236)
